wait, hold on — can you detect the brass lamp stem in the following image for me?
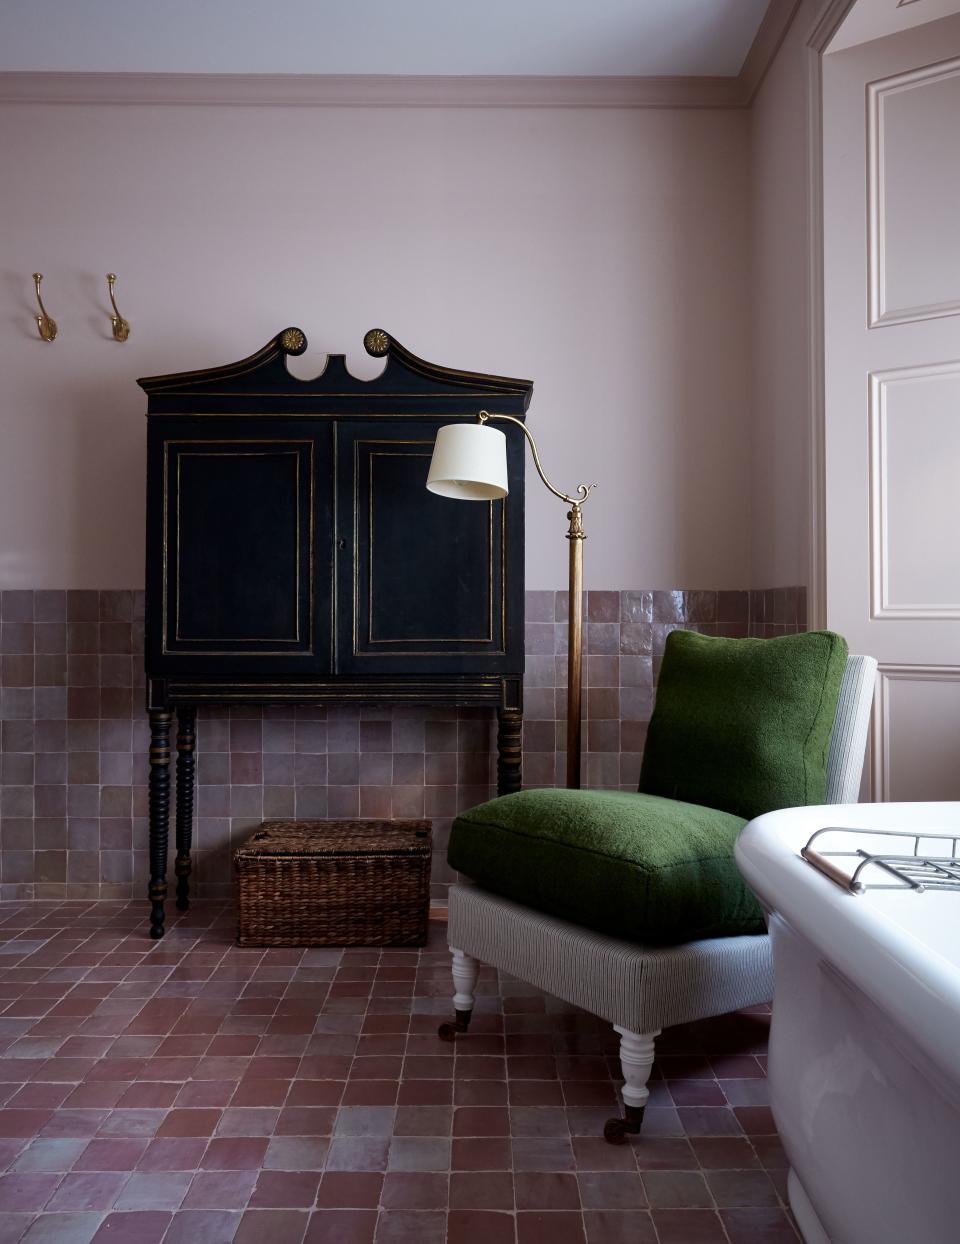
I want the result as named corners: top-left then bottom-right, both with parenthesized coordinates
top-left (478, 410), bottom-right (596, 790)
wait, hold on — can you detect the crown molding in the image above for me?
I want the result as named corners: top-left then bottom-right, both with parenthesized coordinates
top-left (0, 5), bottom-right (807, 113)
top-left (738, 0), bottom-right (803, 103)
top-left (0, 70), bottom-right (750, 109)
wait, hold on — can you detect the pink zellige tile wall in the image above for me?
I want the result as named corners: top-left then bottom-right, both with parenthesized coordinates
top-left (0, 588), bottom-right (806, 903)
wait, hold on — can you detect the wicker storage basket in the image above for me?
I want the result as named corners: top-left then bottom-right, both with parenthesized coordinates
top-left (234, 819), bottom-right (432, 947)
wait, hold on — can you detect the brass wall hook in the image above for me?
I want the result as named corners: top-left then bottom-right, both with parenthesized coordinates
top-left (106, 273), bottom-right (130, 342)
top-left (32, 273), bottom-right (57, 342)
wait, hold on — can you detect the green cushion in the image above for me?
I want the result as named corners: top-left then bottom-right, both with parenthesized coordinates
top-left (447, 788), bottom-right (764, 944)
top-left (639, 629), bottom-right (848, 821)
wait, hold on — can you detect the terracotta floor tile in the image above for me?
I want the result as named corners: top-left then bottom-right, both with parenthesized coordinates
top-left (516, 1210), bottom-right (586, 1244)
top-left (576, 1171), bottom-right (647, 1210)
top-left (733, 1107), bottom-right (778, 1136)
top-left (446, 1209), bottom-right (516, 1244)
top-left (46, 1170), bottom-right (130, 1211)
top-left (162, 1209), bottom-right (242, 1244)
top-left (335, 1107), bottom-right (397, 1138)
top-left (96, 1110), bottom-right (165, 1139)
top-left (448, 1171), bottom-right (513, 1211)
top-left (678, 1107), bottom-right (745, 1137)
top-left (73, 1139), bottom-right (149, 1172)
top-left (380, 1171), bottom-right (449, 1210)
top-left (136, 1138), bottom-right (208, 1172)
top-left (652, 1208), bottom-right (728, 1243)
top-left (158, 1109), bottom-right (223, 1138)
top-left (216, 1108), bottom-right (280, 1138)
top-left (386, 1136), bottom-right (450, 1172)
top-left (325, 1137), bottom-right (391, 1172)
top-left (233, 1209), bottom-right (309, 1244)
top-left (175, 1081), bottom-right (237, 1108)
top-left (453, 1107), bottom-right (509, 1137)
top-left (113, 1171), bottom-right (191, 1210)
top-left (392, 1105), bottom-right (451, 1136)
top-left (396, 1081), bottom-right (451, 1107)
top-left (200, 1138), bottom-right (270, 1171)
top-left (510, 1108), bottom-right (569, 1138)
top-left (183, 1169), bottom-right (259, 1209)
top-left (341, 1081), bottom-right (400, 1107)
top-left (689, 1137), bottom-right (761, 1170)
top-left (250, 1169), bottom-right (322, 1209)
top-left (720, 1207), bottom-right (801, 1243)
top-left (583, 1210), bottom-right (657, 1243)
top-left (89, 1211), bottom-right (173, 1243)
top-left (286, 1080), bottom-right (345, 1107)
top-left (451, 1138), bottom-right (512, 1171)
top-left (116, 1082), bottom-right (178, 1110)
top-left (262, 1137), bottom-right (330, 1171)
top-left (706, 1169), bottom-right (780, 1208)
top-left (303, 1209), bottom-right (378, 1244)
top-left (0, 1171), bottom-right (62, 1211)
top-left (374, 1209), bottom-right (446, 1244)
top-left (18, 1212), bottom-right (104, 1244)
top-left (0, 1109), bottom-right (54, 1136)
top-left (514, 1171), bottom-right (580, 1210)
top-left (274, 1107), bottom-right (336, 1136)
top-left (316, 1172), bottom-right (384, 1208)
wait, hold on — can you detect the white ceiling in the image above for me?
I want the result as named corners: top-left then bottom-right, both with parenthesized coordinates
top-left (0, 0), bottom-right (770, 77)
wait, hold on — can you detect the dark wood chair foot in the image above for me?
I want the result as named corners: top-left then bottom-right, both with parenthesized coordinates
top-left (149, 883), bottom-right (166, 939)
top-left (175, 856), bottom-right (191, 911)
top-left (438, 1009), bottom-right (473, 1042)
top-left (603, 1104), bottom-right (645, 1144)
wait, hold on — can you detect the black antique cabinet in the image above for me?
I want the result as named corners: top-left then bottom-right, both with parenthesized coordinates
top-left (141, 328), bottom-right (531, 937)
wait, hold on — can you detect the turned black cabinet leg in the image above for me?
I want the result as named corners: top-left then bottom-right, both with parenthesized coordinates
top-left (148, 707), bottom-right (173, 939)
top-left (496, 706), bottom-right (523, 796)
top-left (175, 706), bottom-right (197, 912)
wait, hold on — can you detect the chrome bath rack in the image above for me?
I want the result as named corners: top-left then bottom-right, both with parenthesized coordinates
top-left (801, 826), bottom-right (960, 895)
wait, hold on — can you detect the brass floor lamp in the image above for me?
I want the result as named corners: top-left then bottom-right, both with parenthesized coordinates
top-left (427, 410), bottom-right (596, 789)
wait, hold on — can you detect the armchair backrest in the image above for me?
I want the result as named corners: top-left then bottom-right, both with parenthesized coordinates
top-left (825, 654), bottom-right (878, 804)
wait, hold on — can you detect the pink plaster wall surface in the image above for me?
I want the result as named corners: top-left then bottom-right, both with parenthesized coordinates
top-left (748, 0), bottom-right (821, 594)
top-left (0, 100), bottom-right (753, 592)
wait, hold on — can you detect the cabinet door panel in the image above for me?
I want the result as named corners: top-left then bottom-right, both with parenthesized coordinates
top-left (336, 422), bottom-right (523, 675)
top-left (146, 424), bottom-right (332, 674)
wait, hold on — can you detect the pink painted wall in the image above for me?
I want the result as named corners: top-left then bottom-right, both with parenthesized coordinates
top-left (748, 0), bottom-right (822, 597)
top-left (0, 100), bottom-right (752, 591)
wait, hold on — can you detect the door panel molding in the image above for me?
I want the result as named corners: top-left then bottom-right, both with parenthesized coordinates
top-left (871, 663), bottom-right (960, 800)
top-left (868, 56), bottom-right (960, 328)
top-left (869, 360), bottom-right (960, 619)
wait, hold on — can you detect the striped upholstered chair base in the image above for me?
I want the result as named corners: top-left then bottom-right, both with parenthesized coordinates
top-left (439, 654), bottom-right (877, 1142)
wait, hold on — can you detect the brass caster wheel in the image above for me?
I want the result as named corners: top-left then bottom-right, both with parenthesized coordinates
top-left (438, 1022), bottom-right (458, 1042)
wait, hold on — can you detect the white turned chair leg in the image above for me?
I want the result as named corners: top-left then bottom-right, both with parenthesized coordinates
top-left (614, 1025), bottom-right (660, 1110)
top-left (439, 947), bottom-right (479, 1041)
top-left (451, 947), bottom-right (479, 1014)
top-left (604, 1025), bottom-right (660, 1142)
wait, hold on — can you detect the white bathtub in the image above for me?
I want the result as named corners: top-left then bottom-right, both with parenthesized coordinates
top-left (736, 802), bottom-right (960, 1244)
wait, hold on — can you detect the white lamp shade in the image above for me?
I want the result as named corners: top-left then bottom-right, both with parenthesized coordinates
top-left (426, 422), bottom-right (509, 500)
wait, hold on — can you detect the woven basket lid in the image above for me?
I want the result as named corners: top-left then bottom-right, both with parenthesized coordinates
top-left (236, 819), bottom-right (432, 859)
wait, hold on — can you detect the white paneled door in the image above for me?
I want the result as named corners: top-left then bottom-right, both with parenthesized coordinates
top-left (822, 15), bottom-right (960, 800)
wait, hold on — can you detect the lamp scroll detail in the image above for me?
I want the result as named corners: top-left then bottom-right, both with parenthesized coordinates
top-left (427, 408), bottom-right (596, 790)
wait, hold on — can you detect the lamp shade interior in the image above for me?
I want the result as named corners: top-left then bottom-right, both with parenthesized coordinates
top-left (426, 422), bottom-right (509, 501)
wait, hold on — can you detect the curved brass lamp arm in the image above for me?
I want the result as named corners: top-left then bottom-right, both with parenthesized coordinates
top-left (478, 410), bottom-right (596, 507)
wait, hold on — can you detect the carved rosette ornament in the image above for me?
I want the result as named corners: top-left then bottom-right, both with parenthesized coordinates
top-left (364, 328), bottom-right (390, 357)
top-left (280, 328), bottom-right (306, 353)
